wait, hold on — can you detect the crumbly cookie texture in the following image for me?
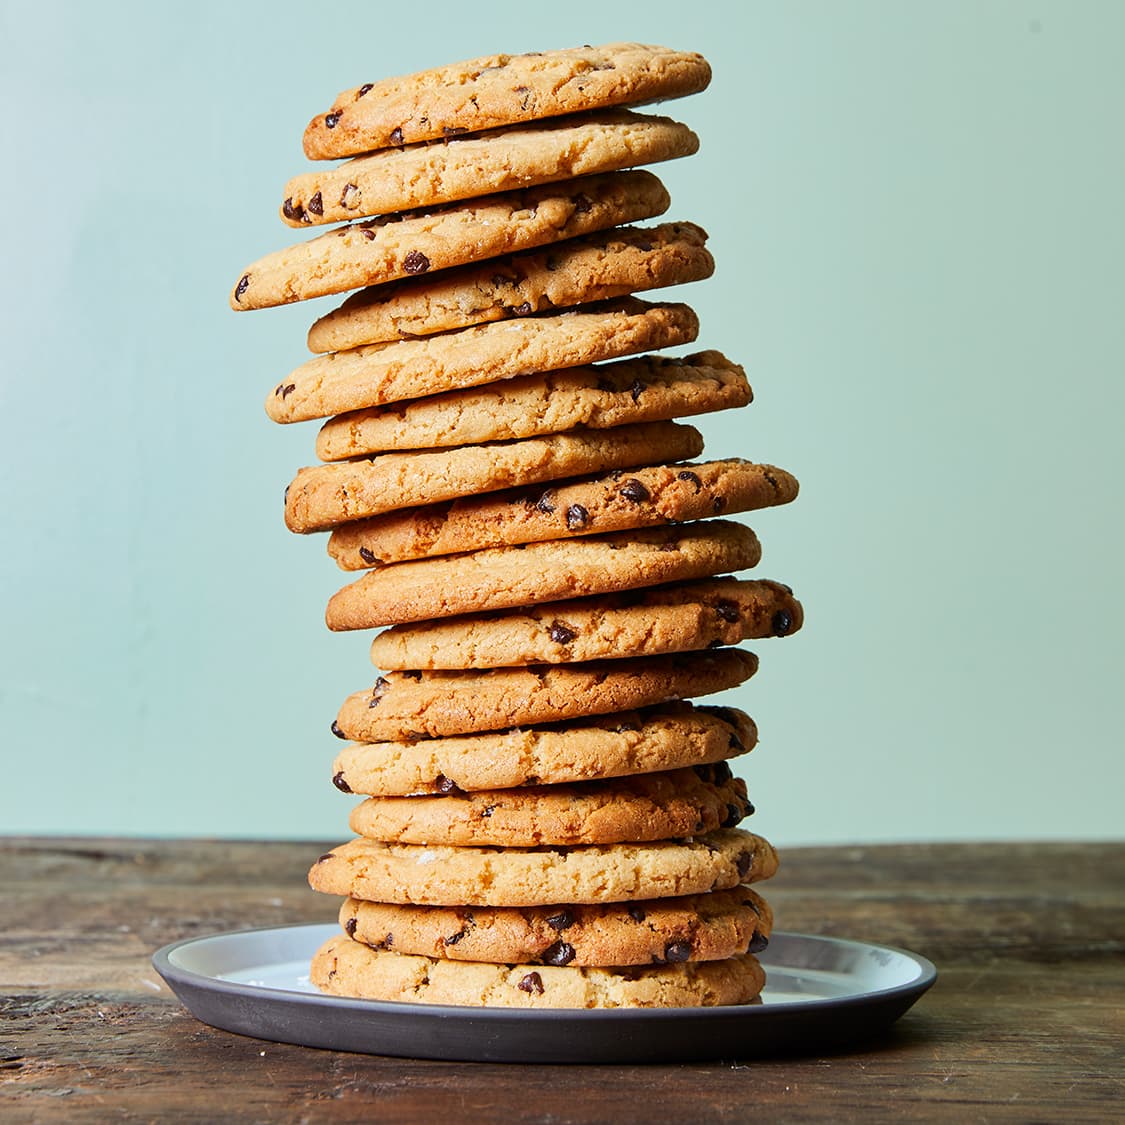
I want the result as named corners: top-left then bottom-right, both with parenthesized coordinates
top-left (368, 578), bottom-right (803, 670)
top-left (315, 349), bottom-right (745, 460)
top-left (308, 827), bottom-right (779, 906)
top-left (311, 937), bottom-right (764, 1008)
top-left (266, 298), bottom-right (699, 424)
top-left (231, 170), bottom-right (669, 311)
top-left (330, 702), bottom-right (757, 796)
top-left (303, 43), bottom-right (711, 159)
top-left (306, 222), bottom-right (713, 352)
top-left (285, 421), bottom-right (702, 533)
top-left (327, 460), bottom-right (797, 569)
top-left (326, 521), bottom-right (761, 630)
top-left (338, 884), bottom-right (771, 967)
top-left (348, 764), bottom-right (753, 848)
top-left (334, 649), bottom-right (759, 741)
top-left (282, 110), bottom-right (696, 227)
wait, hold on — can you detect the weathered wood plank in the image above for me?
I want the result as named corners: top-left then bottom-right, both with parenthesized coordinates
top-left (1, 838), bottom-right (1122, 1123)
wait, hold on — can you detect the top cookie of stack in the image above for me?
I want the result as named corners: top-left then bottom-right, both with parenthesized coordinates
top-left (230, 43), bottom-right (801, 1013)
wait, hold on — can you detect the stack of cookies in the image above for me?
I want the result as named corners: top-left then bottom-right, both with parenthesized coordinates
top-left (231, 43), bottom-right (801, 1010)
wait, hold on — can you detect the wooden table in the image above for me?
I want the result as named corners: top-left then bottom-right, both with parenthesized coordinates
top-left (2, 839), bottom-right (1122, 1122)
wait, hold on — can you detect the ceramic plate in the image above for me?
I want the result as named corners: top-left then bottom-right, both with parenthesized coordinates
top-left (153, 924), bottom-right (936, 1062)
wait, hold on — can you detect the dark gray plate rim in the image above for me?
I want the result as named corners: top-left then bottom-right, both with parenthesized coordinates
top-left (152, 923), bottom-right (936, 1060)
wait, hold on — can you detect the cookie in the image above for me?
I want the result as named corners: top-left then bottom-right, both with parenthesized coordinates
top-left (314, 349), bottom-right (746, 460)
top-left (348, 764), bottom-right (752, 847)
top-left (328, 460), bottom-right (797, 569)
top-left (326, 521), bottom-right (761, 630)
top-left (311, 937), bottom-right (764, 1008)
top-left (231, 170), bottom-right (668, 311)
top-left (308, 827), bottom-right (778, 906)
top-left (334, 649), bottom-right (759, 741)
top-left (367, 578), bottom-right (803, 670)
top-left (306, 222), bottom-right (713, 353)
top-left (338, 884), bottom-right (771, 967)
top-left (267, 298), bottom-right (699, 424)
top-left (303, 43), bottom-right (711, 159)
top-left (285, 421), bottom-right (702, 533)
top-left (282, 110), bottom-right (696, 228)
top-left (330, 703), bottom-right (756, 796)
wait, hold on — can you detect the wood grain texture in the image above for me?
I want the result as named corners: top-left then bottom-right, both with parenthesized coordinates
top-left (1, 838), bottom-right (1122, 1123)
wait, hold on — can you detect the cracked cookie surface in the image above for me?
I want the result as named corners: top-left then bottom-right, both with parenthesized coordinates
top-left (311, 937), bottom-right (764, 1008)
top-left (334, 649), bottom-right (759, 741)
top-left (368, 578), bottom-right (802, 669)
top-left (283, 110), bottom-right (696, 227)
top-left (330, 702), bottom-right (756, 796)
top-left (326, 521), bottom-right (761, 630)
top-left (307, 222), bottom-right (713, 352)
top-left (328, 460), bottom-right (796, 569)
top-left (303, 43), bottom-right (710, 159)
top-left (232, 170), bottom-right (669, 311)
top-left (267, 298), bottom-right (698, 424)
top-left (308, 827), bottom-right (778, 906)
top-left (315, 349), bottom-right (745, 459)
top-left (337, 884), bottom-right (771, 967)
top-left (347, 764), bottom-right (753, 847)
top-left (285, 421), bottom-right (701, 533)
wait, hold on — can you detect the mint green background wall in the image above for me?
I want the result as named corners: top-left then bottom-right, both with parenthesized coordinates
top-left (1, 2), bottom-right (1122, 844)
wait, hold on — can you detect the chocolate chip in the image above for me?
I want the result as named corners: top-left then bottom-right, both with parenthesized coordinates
top-left (316, 853), bottom-right (334, 864)
top-left (340, 182), bottom-right (359, 209)
top-left (330, 720), bottom-right (347, 741)
top-left (325, 111), bottom-right (341, 128)
top-left (390, 126), bottom-right (404, 146)
top-left (434, 774), bottom-right (459, 795)
top-left (358, 546), bottom-right (376, 565)
top-left (445, 928), bottom-right (468, 946)
top-left (629, 379), bottom-right (646, 402)
top-left (234, 274), bottom-right (249, 302)
top-left (491, 272), bottom-right (517, 287)
top-left (547, 908), bottom-right (575, 931)
top-left (677, 470), bottom-right (702, 491)
top-left (358, 83), bottom-right (373, 97)
top-left (548, 622), bottom-right (577, 645)
top-left (714, 761), bottom-right (733, 783)
top-left (565, 504), bottom-right (589, 530)
top-left (693, 763), bottom-right (715, 783)
top-left (543, 941), bottom-right (576, 966)
top-left (281, 383), bottom-right (296, 398)
top-left (748, 932), bottom-right (769, 954)
top-left (572, 192), bottom-right (592, 213)
top-left (368, 676), bottom-right (390, 707)
top-left (481, 805), bottom-right (496, 818)
top-left (282, 198), bottom-right (303, 221)
top-left (619, 479), bottom-right (650, 504)
top-left (772, 609), bottom-right (793, 636)
top-left (361, 228), bottom-right (377, 240)
top-left (723, 803), bottom-right (744, 828)
top-left (736, 852), bottom-right (752, 878)
top-left (744, 798), bottom-right (756, 816)
top-left (345, 916), bottom-right (357, 936)
top-left (307, 191), bottom-right (323, 216)
top-left (627, 905), bottom-right (646, 923)
top-left (515, 86), bottom-right (533, 111)
top-left (511, 301), bottom-right (533, 316)
top-left (332, 771), bottom-right (353, 793)
top-left (664, 940), bottom-right (692, 963)
top-left (635, 240), bottom-right (654, 252)
top-left (742, 898), bottom-right (762, 917)
top-left (403, 669), bottom-right (423, 681)
top-left (442, 126), bottom-right (468, 137)
top-left (517, 971), bottom-right (544, 995)
top-left (403, 250), bottom-right (430, 274)
top-left (384, 933), bottom-right (394, 948)
top-left (715, 600), bottom-right (740, 623)
top-left (535, 490), bottom-right (556, 514)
